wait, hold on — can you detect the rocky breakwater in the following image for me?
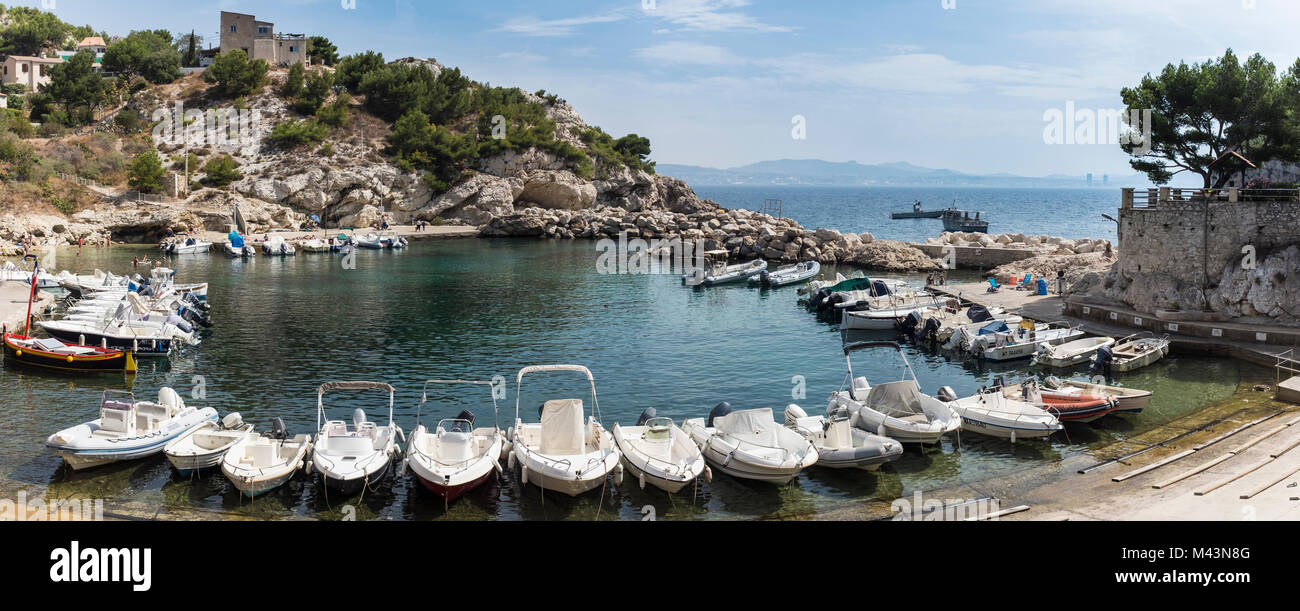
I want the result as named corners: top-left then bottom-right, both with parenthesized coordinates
top-left (924, 231), bottom-right (1113, 257)
top-left (482, 205), bottom-right (943, 272)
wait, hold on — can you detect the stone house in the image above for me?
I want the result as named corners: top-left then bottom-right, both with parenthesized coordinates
top-left (1, 55), bottom-right (65, 90)
top-left (219, 11), bottom-right (307, 67)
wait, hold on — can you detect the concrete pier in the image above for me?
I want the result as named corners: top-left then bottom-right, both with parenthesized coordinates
top-left (0, 280), bottom-right (54, 335)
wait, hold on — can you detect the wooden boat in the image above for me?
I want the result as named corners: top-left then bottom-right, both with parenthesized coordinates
top-left (1032, 336), bottom-right (1115, 368)
top-left (749, 261), bottom-right (821, 288)
top-left (222, 420), bottom-right (312, 497)
top-left (941, 209), bottom-right (989, 233)
top-left (890, 201), bottom-right (947, 219)
top-left (3, 333), bottom-right (137, 373)
top-left (1101, 335), bottom-right (1171, 373)
top-left (163, 413), bottom-right (255, 476)
top-left (1042, 377), bottom-right (1153, 415)
top-left (404, 379), bottom-right (507, 503)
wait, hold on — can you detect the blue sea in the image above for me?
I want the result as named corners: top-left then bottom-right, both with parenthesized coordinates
top-left (693, 186), bottom-right (1121, 242)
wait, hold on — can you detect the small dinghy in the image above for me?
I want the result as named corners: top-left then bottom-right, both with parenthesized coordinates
top-left (783, 404), bottom-right (902, 470)
top-left (829, 342), bottom-right (961, 444)
top-left (941, 387), bottom-right (1061, 441)
top-left (1000, 379), bottom-right (1116, 423)
top-left (222, 419), bottom-right (313, 497)
top-left (162, 237), bottom-right (212, 255)
top-left (46, 388), bottom-right (217, 470)
top-left (164, 412), bottom-right (255, 476)
top-left (508, 365), bottom-right (623, 497)
top-left (403, 379), bottom-right (507, 503)
top-left (225, 231), bottom-right (255, 258)
top-left (1042, 377), bottom-right (1153, 415)
top-left (682, 250), bottom-right (767, 286)
top-left (1099, 335), bottom-right (1170, 373)
top-left (683, 403), bottom-right (817, 484)
top-left (310, 381), bottom-right (403, 495)
top-left (749, 261), bottom-right (821, 288)
top-left (613, 407), bottom-right (708, 493)
top-left (1032, 336), bottom-right (1115, 368)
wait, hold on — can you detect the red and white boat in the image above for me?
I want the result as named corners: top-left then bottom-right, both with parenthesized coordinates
top-left (1002, 380), bottom-right (1116, 423)
top-left (403, 379), bottom-right (506, 503)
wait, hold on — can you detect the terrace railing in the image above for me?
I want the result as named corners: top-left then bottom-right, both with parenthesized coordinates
top-left (1123, 187), bottom-right (1300, 209)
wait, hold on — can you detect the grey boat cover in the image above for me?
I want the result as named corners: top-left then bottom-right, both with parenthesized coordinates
top-left (713, 408), bottom-right (780, 446)
top-left (865, 380), bottom-right (924, 417)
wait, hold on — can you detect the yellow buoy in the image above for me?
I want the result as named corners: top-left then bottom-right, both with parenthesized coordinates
top-left (14, 350), bottom-right (21, 357)
top-left (67, 355), bottom-right (75, 363)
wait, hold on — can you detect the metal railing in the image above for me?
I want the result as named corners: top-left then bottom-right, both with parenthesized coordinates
top-left (1124, 187), bottom-right (1300, 208)
top-left (1277, 349), bottom-right (1300, 387)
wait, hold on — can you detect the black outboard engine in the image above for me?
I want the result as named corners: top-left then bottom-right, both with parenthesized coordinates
top-left (636, 407), bottom-right (658, 426)
top-left (922, 316), bottom-right (942, 344)
top-left (757, 271), bottom-right (771, 287)
top-left (270, 417), bottom-right (289, 440)
top-left (706, 402), bottom-right (733, 428)
top-left (1092, 344), bottom-right (1114, 378)
top-left (449, 409), bottom-right (476, 433)
top-left (177, 306), bottom-right (213, 328)
top-left (182, 292), bottom-right (211, 312)
top-left (896, 310), bottom-right (924, 335)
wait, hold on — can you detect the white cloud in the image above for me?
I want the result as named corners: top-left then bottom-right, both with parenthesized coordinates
top-left (498, 51), bottom-right (546, 63)
top-left (643, 0), bottom-right (794, 33)
top-left (635, 42), bottom-right (743, 66)
top-left (494, 13), bottom-right (624, 37)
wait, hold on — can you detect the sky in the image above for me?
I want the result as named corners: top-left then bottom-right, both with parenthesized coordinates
top-left (21, 0), bottom-right (1300, 180)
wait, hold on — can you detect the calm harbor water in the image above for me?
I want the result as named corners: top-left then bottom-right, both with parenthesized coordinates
top-left (0, 239), bottom-right (1257, 520)
top-left (695, 186), bottom-right (1121, 242)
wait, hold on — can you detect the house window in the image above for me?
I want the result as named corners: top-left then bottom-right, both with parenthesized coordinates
top-left (22, 64), bottom-right (29, 73)
top-left (230, 25), bottom-right (237, 32)
top-left (39, 65), bottom-right (46, 77)
top-left (290, 46), bottom-right (296, 53)
top-left (259, 26), bottom-right (269, 34)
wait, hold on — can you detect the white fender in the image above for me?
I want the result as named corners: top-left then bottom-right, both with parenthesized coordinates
top-left (507, 450), bottom-right (516, 471)
top-left (304, 459), bottom-right (313, 475)
top-left (613, 463), bottom-right (624, 487)
top-left (638, 469), bottom-right (646, 490)
top-left (704, 465), bottom-right (713, 483)
top-left (398, 458), bottom-right (407, 477)
top-left (521, 463), bottom-right (529, 486)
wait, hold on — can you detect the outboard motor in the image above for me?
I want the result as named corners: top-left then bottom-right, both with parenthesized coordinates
top-left (936, 386), bottom-right (958, 402)
top-left (706, 401), bottom-right (734, 428)
top-left (178, 306), bottom-right (213, 328)
top-left (636, 407), bottom-right (658, 427)
top-left (783, 404), bottom-right (807, 427)
top-left (757, 270), bottom-right (771, 288)
top-left (352, 408), bottom-right (368, 430)
top-left (896, 310), bottom-right (923, 335)
top-left (449, 410), bottom-right (476, 433)
top-left (966, 304), bottom-right (992, 323)
top-left (165, 314), bottom-right (194, 334)
top-left (182, 292), bottom-right (211, 312)
top-left (270, 417), bottom-right (289, 440)
top-left (1092, 344), bottom-right (1114, 378)
top-left (922, 316), bottom-right (942, 344)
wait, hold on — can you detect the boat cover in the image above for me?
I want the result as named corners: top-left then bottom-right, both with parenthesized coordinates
top-left (872, 280), bottom-right (893, 296)
top-left (228, 231), bottom-right (244, 248)
top-left (540, 399), bottom-right (585, 455)
top-left (967, 305), bottom-right (992, 323)
top-left (978, 321), bottom-right (1009, 335)
top-left (865, 380), bottom-right (924, 415)
top-left (713, 408), bottom-right (780, 446)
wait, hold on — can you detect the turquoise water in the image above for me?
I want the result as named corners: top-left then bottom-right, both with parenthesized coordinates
top-left (0, 240), bottom-right (1253, 520)
top-left (695, 186), bottom-right (1121, 242)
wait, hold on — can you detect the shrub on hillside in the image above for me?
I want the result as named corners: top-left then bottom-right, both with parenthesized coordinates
top-left (203, 50), bottom-right (269, 98)
top-left (267, 119), bottom-right (328, 147)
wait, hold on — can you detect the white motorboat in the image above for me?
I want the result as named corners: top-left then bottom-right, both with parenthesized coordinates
top-left (932, 305), bottom-right (1024, 342)
top-left (1042, 377), bottom-right (1154, 415)
top-left (1, 261), bottom-right (61, 289)
top-left (403, 379), bottom-right (507, 503)
top-left (613, 407), bottom-right (708, 493)
top-left (163, 412), bottom-right (255, 476)
top-left (682, 403), bottom-right (817, 484)
top-left (749, 261), bottom-right (821, 288)
top-left (299, 238), bottom-right (331, 253)
top-left (828, 342), bottom-right (962, 444)
top-left (1099, 335), bottom-right (1171, 373)
top-left (783, 404), bottom-right (903, 470)
top-left (508, 365), bottom-right (622, 497)
top-left (310, 381), bottom-right (403, 495)
top-left (221, 419), bottom-right (313, 497)
top-left (39, 294), bottom-right (200, 356)
top-left (162, 238), bottom-right (212, 255)
top-left (224, 231), bottom-right (256, 258)
top-left (964, 321), bottom-right (1085, 362)
top-left (941, 387), bottom-right (1061, 441)
top-left (1032, 336), bottom-right (1115, 368)
top-left (261, 236), bottom-right (297, 257)
top-left (46, 388), bottom-right (217, 470)
top-left (842, 304), bottom-right (936, 331)
top-left (682, 250), bottom-right (767, 286)
top-left (355, 233), bottom-right (385, 249)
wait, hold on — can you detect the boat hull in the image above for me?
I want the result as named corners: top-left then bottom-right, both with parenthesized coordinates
top-left (48, 409), bottom-right (217, 470)
top-left (316, 456), bottom-right (391, 495)
top-left (3, 334), bottom-right (136, 373)
top-left (414, 469), bottom-right (493, 501)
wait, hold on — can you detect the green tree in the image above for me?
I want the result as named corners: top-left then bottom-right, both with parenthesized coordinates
top-left (175, 30), bottom-right (202, 67)
top-left (335, 51), bottom-right (385, 93)
top-left (387, 109), bottom-right (478, 191)
top-left (202, 155), bottom-right (242, 187)
top-left (43, 50), bottom-right (107, 126)
top-left (103, 30), bottom-right (182, 84)
top-left (267, 119), bottom-right (328, 147)
top-left (127, 149), bottom-right (166, 193)
top-left (0, 9), bottom-right (70, 56)
top-left (1121, 49), bottom-right (1300, 188)
top-left (307, 36), bottom-right (339, 66)
top-left (203, 50), bottom-right (269, 98)
top-left (280, 62), bottom-right (305, 98)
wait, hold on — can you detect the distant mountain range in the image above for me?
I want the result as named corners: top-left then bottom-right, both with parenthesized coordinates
top-left (657, 159), bottom-right (1155, 188)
